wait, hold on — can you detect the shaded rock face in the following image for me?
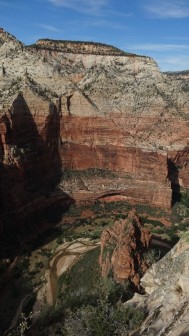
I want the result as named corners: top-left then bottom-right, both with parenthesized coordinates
top-left (128, 235), bottom-right (189, 336)
top-left (99, 211), bottom-right (151, 288)
top-left (0, 88), bottom-right (73, 236)
top-left (168, 147), bottom-right (189, 188)
top-left (0, 28), bottom-right (189, 226)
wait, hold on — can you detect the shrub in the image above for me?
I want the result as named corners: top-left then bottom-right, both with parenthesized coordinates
top-left (63, 301), bottom-right (145, 336)
top-left (143, 249), bottom-right (161, 267)
top-left (7, 312), bottom-right (33, 336)
top-left (180, 191), bottom-right (189, 208)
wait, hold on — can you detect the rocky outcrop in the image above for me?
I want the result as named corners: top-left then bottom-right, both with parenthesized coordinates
top-left (127, 234), bottom-right (189, 336)
top-left (99, 211), bottom-right (151, 288)
top-left (35, 38), bottom-right (134, 56)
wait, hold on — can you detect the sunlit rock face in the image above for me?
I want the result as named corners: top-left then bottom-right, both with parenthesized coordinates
top-left (128, 235), bottom-right (189, 336)
top-left (99, 210), bottom-right (151, 288)
top-left (0, 27), bottom-right (189, 229)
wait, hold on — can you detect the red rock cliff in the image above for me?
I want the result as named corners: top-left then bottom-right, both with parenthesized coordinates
top-left (0, 29), bottom-right (189, 227)
top-left (99, 210), bottom-right (151, 288)
top-left (0, 88), bottom-right (73, 234)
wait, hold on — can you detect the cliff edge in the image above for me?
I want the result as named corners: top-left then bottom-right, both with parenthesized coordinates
top-left (128, 234), bottom-right (189, 335)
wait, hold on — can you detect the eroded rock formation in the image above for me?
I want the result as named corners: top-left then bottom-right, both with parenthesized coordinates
top-left (99, 210), bottom-right (151, 288)
top-left (0, 27), bottom-right (189, 230)
top-left (128, 235), bottom-right (189, 336)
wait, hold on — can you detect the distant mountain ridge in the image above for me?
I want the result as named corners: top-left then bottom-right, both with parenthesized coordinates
top-left (29, 38), bottom-right (137, 56)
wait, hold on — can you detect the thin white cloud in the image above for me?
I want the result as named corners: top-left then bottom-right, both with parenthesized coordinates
top-left (37, 24), bottom-right (62, 32)
top-left (48, 0), bottom-right (132, 18)
top-left (105, 10), bottom-right (133, 18)
top-left (127, 43), bottom-right (189, 52)
top-left (48, 0), bottom-right (108, 14)
top-left (165, 56), bottom-right (189, 65)
top-left (144, 0), bottom-right (189, 18)
top-left (125, 42), bottom-right (189, 71)
top-left (83, 19), bottom-right (128, 30)
top-left (164, 36), bottom-right (189, 41)
top-left (157, 55), bottom-right (189, 71)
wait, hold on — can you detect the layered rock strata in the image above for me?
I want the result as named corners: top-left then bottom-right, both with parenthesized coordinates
top-left (0, 27), bottom-right (189, 229)
top-left (99, 211), bottom-right (151, 288)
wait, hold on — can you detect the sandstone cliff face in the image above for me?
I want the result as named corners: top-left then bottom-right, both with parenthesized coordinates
top-left (99, 211), bottom-right (151, 288)
top-left (128, 235), bottom-right (189, 336)
top-left (0, 81), bottom-right (69, 231)
top-left (0, 27), bottom-right (189, 226)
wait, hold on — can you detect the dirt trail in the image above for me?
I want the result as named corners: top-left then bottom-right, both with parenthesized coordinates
top-left (34, 239), bottom-right (99, 309)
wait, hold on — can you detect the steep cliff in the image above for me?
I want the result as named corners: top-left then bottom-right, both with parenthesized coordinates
top-left (128, 234), bottom-right (189, 336)
top-left (0, 27), bottom-right (189, 229)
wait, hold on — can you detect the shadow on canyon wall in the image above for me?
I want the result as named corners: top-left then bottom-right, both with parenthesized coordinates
top-left (0, 93), bottom-right (74, 258)
top-left (167, 159), bottom-right (181, 206)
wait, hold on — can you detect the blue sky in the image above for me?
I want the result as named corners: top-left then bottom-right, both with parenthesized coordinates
top-left (0, 0), bottom-right (189, 71)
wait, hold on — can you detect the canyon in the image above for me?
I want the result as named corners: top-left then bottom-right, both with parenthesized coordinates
top-left (0, 27), bottom-right (189, 233)
top-left (0, 27), bottom-right (189, 335)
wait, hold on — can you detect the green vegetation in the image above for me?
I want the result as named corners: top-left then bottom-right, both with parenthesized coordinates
top-left (181, 82), bottom-right (189, 92)
top-left (16, 198), bottom-right (178, 246)
top-left (3, 192), bottom-right (189, 334)
top-left (1, 77), bottom-right (22, 99)
top-left (56, 247), bottom-right (132, 310)
top-left (171, 190), bottom-right (189, 235)
top-left (164, 70), bottom-right (189, 76)
top-left (27, 75), bottom-right (58, 99)
top-left (8, 312), bottom-right (33, 336)
top-left (141, 217), bottom-right (177, 242)
top-left (143, 248), bottom-right (161, 267)
top-left (57, 247), bottom-right (102, 309)
top-left (63, 300), bottom-right (145, 336)
top-left (27, 39), bottom-right (137, 57)
top-left (63, 168), bottom-right (118, 181)
top-left (54, 200), bottom-right (132, 241)
top-left (0, 256), bottom-right (35, 333)
top-left (36, 247), bottom-right (145, 336)
top-left (66, 199), bottom-right (132, 217)
top-left (180, 190), bottom-right (189, 208)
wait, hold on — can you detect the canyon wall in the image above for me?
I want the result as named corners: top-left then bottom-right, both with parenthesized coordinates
top-left (0, 28), bottom-right (189, 229)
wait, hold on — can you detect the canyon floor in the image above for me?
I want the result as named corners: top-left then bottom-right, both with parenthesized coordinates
top-left (1, 196), bottom-right (189, 335)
